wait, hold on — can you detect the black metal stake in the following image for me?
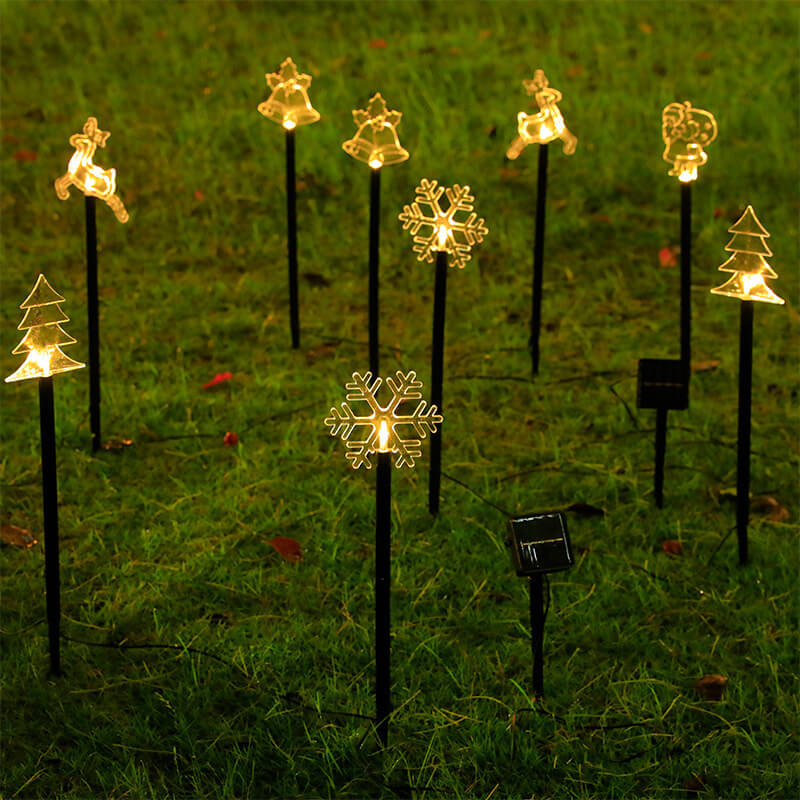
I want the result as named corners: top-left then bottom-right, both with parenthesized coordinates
top-left (85, 195), bottom-right (100, 452)
top-left (375, 450), bottom-right (392, 745)
top-left (530, 142), bottom-right (549, 376)
top-left (429, 250), bottom-right (448, 515)
top-left (39, 376), bottom-right (61, 676)
top-left (529, 574), bottom-right (544, 696)
top-left (654, 407), bottom-right (668, 508)
top-left (369, 167), bottom-right (381, 376)
top-left (680, 182), bottom-right (692, 381)
top-left (286, 127), bottom-right (300, 349)
top-left (737, 300), bottom-right (754, 565)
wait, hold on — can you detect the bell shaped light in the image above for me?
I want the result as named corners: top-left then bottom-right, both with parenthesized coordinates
top-left (258, 57), bottom-right (321, 129)
top-left (342, 93), bottom-right (409, 169)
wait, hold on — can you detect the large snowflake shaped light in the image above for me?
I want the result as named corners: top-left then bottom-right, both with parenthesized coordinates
top-left (325, 371), bottom-right (443, 469)
top-left (398, 179), bottom-right (488, 269)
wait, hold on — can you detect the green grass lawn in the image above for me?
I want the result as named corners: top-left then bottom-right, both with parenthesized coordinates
top-left (1, 1), bottom-right (798, 798)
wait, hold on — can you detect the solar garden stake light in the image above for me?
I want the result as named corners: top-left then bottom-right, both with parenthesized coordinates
top-left (399, 180), bottom-right (488, 514)
top-left (710, 206), bottom-right (785, 565)
top-left (5, 275), bottom-right (85, 676)
top-left (325, 371), bottom-right (442, 746)
top-left (258, 57), bottom-right (321, 350)
top-left (637, 102), bottom-right (718, 507)
top-left (55, 117), bottom-right (128, 452)
top-left (342, 93), bottom-right (410, 376)
top-left (506, 70), bottom-right (577, 376)
top-left (508, 511), bottom-right (574, 697)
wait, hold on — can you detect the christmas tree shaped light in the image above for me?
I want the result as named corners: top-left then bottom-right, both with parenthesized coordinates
top-left (6, 275), bottom-right (85, 383)
top-left (661, 101), bottom-right (717, 182)
top-left (342, 93), bottom-right (409, 168)
top-left (398, 179), bottom-right (488, 270)
top-left (710, 206), bottom-right (785, 305)
top-left (506, 70), bottom-right (577, 159)
top-left (325, 371), bottom-right (442, 469)
top-left (54, 117), bottom-right (128, 222)
top-left (257, 57), bottom-right (320, 129)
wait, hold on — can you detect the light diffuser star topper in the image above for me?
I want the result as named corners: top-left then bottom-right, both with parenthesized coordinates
top-left (6, 275), bottom-right (85, 383)
top-left (710, 206), bottom-right (785, 305)
top-left (258, 57), bottom-right (321, 130)
top-left (325, 371), bottom-right (443, 469)
top-left (506, 70), bottom-right (577, 159)
top-left (399, 179), bottom-right (488, 269)
top-left (342, 93), bottom-right (409, 168)
top-left (661, 101), bottom-right (718, 182)
top-left (54, 117), bottom-right (128, 222)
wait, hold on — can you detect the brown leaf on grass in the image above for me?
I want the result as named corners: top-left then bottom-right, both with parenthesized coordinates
top-left (694, 674), bottom-right (728, 701)
top-left (691, 359), bottom-right (720, 374)
top-left (662, 539), bottom-right (683, 555)
top-left (566, 64), bottom-right (584, 78)
top-left (695, 51), bottom-right (712, 59)
top-left (223, 431), bottom-right (239, 447)
top-left (14, 150), bottom-right (37, 162)
top-left (0, 524), bottom-right (38, 548)
top-left (369, 38), bottom-right (386, 49)
top-left (638, 21), bottom-right (653, 34)
top-left (684, 774), bottom-right (708, 794)
top-left (567, 502), bottom-right (605, 517)
top-left (302, 272), bottom-right (331, 288)
top-left (500, 167), bottom-right (521, 180)
top-left (102, 437), bottom-right (134, 451)
top-left (305, 340), bottom-right (339, 364)
top-left (750, 495), bottom-right (790, 522)
top-left (659, 246), bottom-right (679, 268)
top-left (267, 536), bottom-right (302, 563)
top-left (479, 29), bottom-right (492, 39)
top-left (3, 133), bottom-right (20, 144)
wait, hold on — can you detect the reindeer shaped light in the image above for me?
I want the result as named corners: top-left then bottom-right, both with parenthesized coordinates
top-left (54, 117), bottom-right (128, 222)
top-left (258, 57), bottom-right (320, 130)
top-left (342, 93), bottom-right (409, 168)
top-left (661, 101), bottom-right (718, 182)
top-left (507, 70), bottom-right (577, 159)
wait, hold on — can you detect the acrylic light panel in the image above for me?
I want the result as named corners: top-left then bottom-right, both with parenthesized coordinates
top-left (325, 371), bottom-right (442, 469)
top-left (710, 205), bottom-right (785, 305)
top-left (661, 101), bottom-right (718, 182)
top-left (342, 93), bottom-right (409, 168)
top-left (6, 275), bottom-right (85, 383)
top-left (506, 70), bottom-right (577, 159)
top-left (398, 179), bottom-right (488, 270)
top-left (508, 512), bottom-right (574, 576)
top-left (258, 57), bottom-right (320, 129)
top-left (54, 117), bottom-right (128, 222)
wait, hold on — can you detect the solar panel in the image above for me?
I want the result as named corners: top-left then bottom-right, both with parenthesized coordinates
top-left (508, 511), bottom-right (574, 576)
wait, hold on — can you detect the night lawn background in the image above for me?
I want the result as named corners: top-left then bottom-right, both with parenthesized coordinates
top-left (1, 1), bottom-right (798, 798)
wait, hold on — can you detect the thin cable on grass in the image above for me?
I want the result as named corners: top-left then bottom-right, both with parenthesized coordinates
top-left (441, 471), bottom-right (513, 517)
top-left (608, 381), bottom-right (638, 427)
top-left (705, 525), bottom-right (737, 567)
top-left (0, 618), bottom-right (46, 636)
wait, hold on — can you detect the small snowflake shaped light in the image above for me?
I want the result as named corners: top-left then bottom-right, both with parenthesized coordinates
top-left (325, 371), bottom-right (443, 469)
top-left (398, 179), bottom-right (488, 269)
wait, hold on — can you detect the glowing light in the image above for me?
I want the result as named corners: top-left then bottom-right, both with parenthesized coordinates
top-left (325, 371), bottom-right (442, 469)
top-left (710, 205), bottom-right (785, 305)
top-left (662, 101), bottom-right (717, 181)
top-left (258, 57), bottom-right (320, 129)
top-left (506, 70), bottom-right (577, 160)
top-left (399, 179), bottom-right (488, 270)
top-left (5, 275), bottom-right (85, 383)
top-left (54, 117), bottom-right (128, 222)
top-left (378, 420), bottom-right (390, 451)
top-left (342, 93), bottom-right (409, 167)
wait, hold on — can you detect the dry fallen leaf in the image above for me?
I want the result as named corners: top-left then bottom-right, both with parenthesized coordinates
top-left (223, 431), bottom-right (239, 447)
top-left (662, 539), bottom-right (683, 556)
top-left (694, 674), bottom-right (728, 701)
top-left (267, 536), bottom-right (302, 563)
top-left (691, 359), bottom-right (721, 374)
top-left (0, 524), bottom-right (38, 548)
top-left (103, 437), bottom-right (134, 451)
top-left (659, 246), bottom-right (679, 268)
top-left (567, 502), bottom-right (605, 518)
top-left (369, 38), bottom-right (386, 49)
top-left (567, 64), bottom-right (585, 78)
top-left (302, 272), bottom-right (331, 288)
top-left (638, 21), bottom-right (653, 34)
top-left (14, 150), bottom-right (38, 162)
top-left (750, 495), bottom-right (790, 522)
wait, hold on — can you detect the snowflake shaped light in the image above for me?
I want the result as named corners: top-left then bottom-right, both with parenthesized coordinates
top-left (325, 371), bottom-right (443, 469)
top-left (398, 179), bottom-right (488, 269)
top-left (342, 92), bottom-right (409, 168)
top-left (258, 57), bottom-right (320, 130)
